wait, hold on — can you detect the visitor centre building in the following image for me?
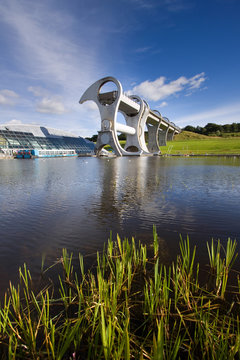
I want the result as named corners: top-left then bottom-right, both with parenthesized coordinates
top-left (0, 124), bottom-right (95, 157)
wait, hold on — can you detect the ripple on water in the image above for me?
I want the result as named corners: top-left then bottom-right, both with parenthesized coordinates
top-left (0, 156), bottom-right (240, 297)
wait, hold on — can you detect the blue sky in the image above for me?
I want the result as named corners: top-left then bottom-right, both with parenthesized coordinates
top-left (0, 0), bottom-right (240, 137)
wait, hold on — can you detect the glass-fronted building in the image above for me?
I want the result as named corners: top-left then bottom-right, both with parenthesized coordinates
top-left (0, 124), bottom-right (95, 156)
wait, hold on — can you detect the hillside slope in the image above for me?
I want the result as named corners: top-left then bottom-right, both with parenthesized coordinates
top-left (161, 131), bottom-right (240, 155)
top-left (174, 131), bottom-right (209, 141)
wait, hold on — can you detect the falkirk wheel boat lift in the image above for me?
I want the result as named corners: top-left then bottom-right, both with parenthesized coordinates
top-left (79, 76), bottom-right (181, 157)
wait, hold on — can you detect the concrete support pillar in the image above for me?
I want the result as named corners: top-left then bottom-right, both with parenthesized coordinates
top-left (158, 127), bottom-right (169, 146)
top-left (167, 130), bottom-right (175, 142)
top-left (96, 131), bottom-right (123, 157)
top-left (147, 123), bottom-right (160, 153)
top-left (137, 103), bottom-right (151, 154)
top-left (123, 96), bottom-right (149, 154)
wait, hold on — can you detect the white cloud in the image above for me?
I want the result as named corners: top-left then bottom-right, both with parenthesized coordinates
top-left (28, 86), bottom-right (50, 97)
top-left (0, 89), bottom-right (19, 105)
top-left (0, 0), bottom-right (107, 136)
top-left (81, 101), bottom-right (99, 112)
top-left (176, 102), bottom-right (240, 127)
top-left (0, 90), bottom-right (18, 98)
top-left (28, 86), bottom-right (67, 114)
top-left (9, 119), bottom-right (23, 125)
top-left (158, 101), bottom-right (168, 108)
top-left (0, 0), bottom-right (100, 95)
top-left (128, 73), bottom-right (206, 101)
top-left (3, 119), bottom-right (23, 125)
top-left (36, 98), bottom-right (67, 115)
top-left (188, 72), bottom-right (206, 89)
top-left (76, 103), bottom-right (101, 136)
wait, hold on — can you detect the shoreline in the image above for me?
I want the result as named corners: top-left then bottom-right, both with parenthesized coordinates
top-left (163, 153), bottom-right (240, 157)
top-left (1, 154), bottom-right (240, 159)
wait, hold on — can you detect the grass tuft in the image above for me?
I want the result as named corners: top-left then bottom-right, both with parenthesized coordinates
top-left (0, 230), bottom-right (240, 359)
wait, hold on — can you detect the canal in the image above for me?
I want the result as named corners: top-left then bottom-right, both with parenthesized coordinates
top-left (0, 156), bottom-right (240, 296)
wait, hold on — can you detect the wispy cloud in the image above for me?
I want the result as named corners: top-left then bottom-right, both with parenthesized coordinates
top-left (0, 0), bottom-right (105, 135)
top-left (133, 46), bottom-right (162, 56)
top-left (0, 89), bottom-right (19, 106)
top-left (128, 0), bottom-right (157, 9)
top-left (163, 0), bottom-right (193, 12)
top-left (188, 73), bottom-right (206, 90)
top-left (28, 86), bottom-right (67, 114)
top-left (7, 119), bottom-right (23, 125)
top-left (158, 101), bottom-right (168, 108)
top-left (134, 46), bottom-right (153, 53)
top-left (28, 86), bottom-right (50, 98)
top-left (0, 0), bottom-right (100, 95)
top-left (128, 73), bottom-right (207, 101)
top-left (176, 102), bottom-right (240, 126)
top-left (36, 98), bottom-right (67, 115)
top-left (128, 0), bottom-right (193, 12)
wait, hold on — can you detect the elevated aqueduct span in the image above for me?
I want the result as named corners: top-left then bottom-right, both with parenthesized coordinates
top-left (80, 77), bottom-right (181, 156)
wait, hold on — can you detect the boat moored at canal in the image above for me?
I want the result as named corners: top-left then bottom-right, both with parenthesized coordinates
top-left (15, 149), bottom-right (78, 159)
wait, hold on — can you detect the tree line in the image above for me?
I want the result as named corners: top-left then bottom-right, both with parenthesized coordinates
top-left (86, 122), bottom-right (240, 141)
top-left (183, 122), bottom-right (240, 136)
top-left (86, 133), bottom-right (126, 142)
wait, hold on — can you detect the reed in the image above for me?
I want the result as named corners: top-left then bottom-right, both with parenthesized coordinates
top-left (0, 230), bottom-right (240, 359)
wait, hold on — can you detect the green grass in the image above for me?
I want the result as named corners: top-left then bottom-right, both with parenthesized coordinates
top-left (103, 132), bottom-right (240, 155)
top-left (1, 229), bottom-right (240, 359)
top-left (161, 131), bottom-right (240, 155)
top-left (219, 132), bottom-right (240, 138)
top-left (104, 141), bottom-right (125, 152)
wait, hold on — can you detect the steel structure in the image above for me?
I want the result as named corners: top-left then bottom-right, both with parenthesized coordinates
top-left (80, 76), bottom-right (181, 156)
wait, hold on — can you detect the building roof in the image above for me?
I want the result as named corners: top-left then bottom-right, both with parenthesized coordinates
top-left (0, 124), bottom-right (79, 138)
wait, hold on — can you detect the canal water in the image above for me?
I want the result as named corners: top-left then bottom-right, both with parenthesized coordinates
top-left (0, 156), bottom-right (240, 296)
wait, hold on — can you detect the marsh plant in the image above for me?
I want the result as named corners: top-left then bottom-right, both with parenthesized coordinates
top-left (0, 227), bottom-right (240, 359)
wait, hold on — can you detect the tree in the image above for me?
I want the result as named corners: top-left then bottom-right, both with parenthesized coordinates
top-left (222, 124), bottom-right (232, 133)
top-left (183, 122), bottom-right (240, 136)
top-left (86, 134), bottom-right (98, 142)
top-left (231, 123), bottom-right (238, 133)
top-left (196, 126), bottom-right (204, 134)
top-left (118, 133), bottom-right (126, 140)
top-left (183, 125), bottom-right (196, 133)
top-left (204, 123), bottom-right (222, 135)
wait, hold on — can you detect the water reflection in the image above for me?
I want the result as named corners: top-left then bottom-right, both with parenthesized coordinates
top-left (0, 156), bottom-right (239, 297)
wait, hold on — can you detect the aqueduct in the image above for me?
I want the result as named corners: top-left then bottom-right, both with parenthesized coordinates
top-left (79, 76), bottom-right (181, 156)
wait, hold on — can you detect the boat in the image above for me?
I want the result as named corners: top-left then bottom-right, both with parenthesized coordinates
top-left (15, 149), bottom-right (78, 159)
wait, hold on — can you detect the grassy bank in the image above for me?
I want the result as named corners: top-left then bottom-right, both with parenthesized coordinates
top-left (0, 229), bottom-right (240, 359)
top-left (104, 132), bottom-right (240, 155)
top-left (161, 131), bottom-right (240, 155)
